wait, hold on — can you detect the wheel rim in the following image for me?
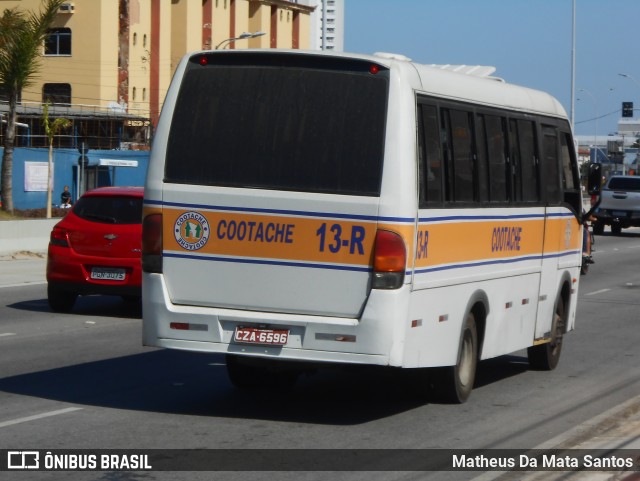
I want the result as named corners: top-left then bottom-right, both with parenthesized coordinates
top-left (549, 309), bottom-right (564, 356)
top-left (458, 330), bottom-right (474, 387)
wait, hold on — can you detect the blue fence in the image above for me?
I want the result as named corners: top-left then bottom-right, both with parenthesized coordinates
top-left (0, 147), bottom-right (150, 210)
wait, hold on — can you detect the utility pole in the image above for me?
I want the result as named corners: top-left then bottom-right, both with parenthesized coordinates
top-left (570, 0), bottom-right (576, 130)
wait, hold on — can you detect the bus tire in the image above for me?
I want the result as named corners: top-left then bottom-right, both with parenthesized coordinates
top-left (226, 354), bottom-right (299, 390)
top-left (528, 296), bottom-right (564, 370)
top-left (434, 312), bottom-right (478, 404)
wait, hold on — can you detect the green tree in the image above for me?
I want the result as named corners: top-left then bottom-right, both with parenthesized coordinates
top-left (0, 0), bottom-right (65, 214)
top-left (43, 101), bottom-right (70, 218)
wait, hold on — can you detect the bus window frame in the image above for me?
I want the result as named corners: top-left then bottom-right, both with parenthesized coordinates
top-left (417, 95), bottom-right (571, 211)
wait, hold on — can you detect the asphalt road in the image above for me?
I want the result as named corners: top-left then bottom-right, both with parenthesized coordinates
top-left (0, 231), bottom-right (639, 481)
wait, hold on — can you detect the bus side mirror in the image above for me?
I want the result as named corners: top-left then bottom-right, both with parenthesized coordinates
top-left (587, 163), bottom-right (602, 196)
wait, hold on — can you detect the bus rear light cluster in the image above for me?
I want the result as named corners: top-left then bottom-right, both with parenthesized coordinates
top-left (142, 213), bottom-right (163, 273)
top-left (372, 229), bottom-right (406, 289)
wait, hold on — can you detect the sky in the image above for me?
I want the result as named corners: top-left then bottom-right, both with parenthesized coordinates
top-left (343, 0), bottom-right (640, 138)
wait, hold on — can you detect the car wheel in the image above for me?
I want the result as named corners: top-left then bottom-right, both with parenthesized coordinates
top-left (528, 296), bottom-right (564, 370)
top-left (47, 283), bottom-right (78, 313)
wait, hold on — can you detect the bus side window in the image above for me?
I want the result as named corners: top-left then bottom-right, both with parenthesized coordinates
top-left (541, 126), bottom-right (562, 204)
top-left (518, 120), bottom-right (540, 202)
top-left (482, 114), bottom-right (508, 202)
top-left (418, 103), bottom-right (443, 206)
top-left (518, 120), bottom-right (539, 202)
top-left (417, 105), bottom-right (427, 205)
top-left (441, 109), bottom-right (454, 202)
top-left (561, 132), bottom-right (578, 190)
top-left (560, 131), bottom-right (582, 214)
top-left (449, 110), bottom-right (475, 202)
top-left (509, 119), bottom-right (523, 202)
top-left (475, 116), bottom-right (489, 202)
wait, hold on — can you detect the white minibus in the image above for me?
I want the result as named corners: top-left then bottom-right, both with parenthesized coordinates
top-left (142, 50), bottom-right (600, 403)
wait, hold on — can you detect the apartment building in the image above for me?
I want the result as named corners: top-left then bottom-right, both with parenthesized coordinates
top-left (0, 0), bottom-right (314, 134)
top-left (308, 0), bottom-right (344, 51)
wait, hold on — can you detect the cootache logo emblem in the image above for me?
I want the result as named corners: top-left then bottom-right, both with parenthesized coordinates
top-left (174, 211), bottom-right (210, 251)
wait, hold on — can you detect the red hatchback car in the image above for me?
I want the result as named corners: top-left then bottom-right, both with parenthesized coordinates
top-left (46, 186), bottom-right (144, 312)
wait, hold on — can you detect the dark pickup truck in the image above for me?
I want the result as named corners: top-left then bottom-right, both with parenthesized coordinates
top-left (593, 175), bottom-right (640, 235)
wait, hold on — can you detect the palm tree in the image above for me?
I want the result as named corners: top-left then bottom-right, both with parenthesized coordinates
top-left (43, 101), bottom-right (70, 218)
top-left (0, 0), bottom-right (65, 214)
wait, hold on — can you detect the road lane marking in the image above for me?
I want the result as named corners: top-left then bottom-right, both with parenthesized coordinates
top-left (584, 288), bottom-right (611, 296)
top-left (0, 407), bottom-right (82, 429)
top-left (0, 281), bottom-right (47, 289)
top-left (0, 333), bottom-right (16, 338)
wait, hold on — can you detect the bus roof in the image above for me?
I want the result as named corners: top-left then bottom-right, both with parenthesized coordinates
top-left (187, 49), bottom-right (569, 122)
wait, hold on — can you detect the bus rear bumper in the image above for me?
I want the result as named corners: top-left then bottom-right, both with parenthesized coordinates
top-left (142, 273), bottom-right (401, 367)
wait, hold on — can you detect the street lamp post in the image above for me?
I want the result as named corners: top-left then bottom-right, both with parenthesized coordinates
top-left (618, 72), bottom-right (640, 120)
top-left (618, 73), bottom-right (640, 173)
top-left (578, 88), bottom-right (598, 162)
top-left (215, 31), bottom-right (266, 50)
top-left (570, 0), bottom-right (576, 129)
top-left (618, 73), bottom-right (640, 90)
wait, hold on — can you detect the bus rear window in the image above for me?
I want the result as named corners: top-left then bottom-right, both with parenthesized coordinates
top-left (165, 54), bottom-right (389, 196)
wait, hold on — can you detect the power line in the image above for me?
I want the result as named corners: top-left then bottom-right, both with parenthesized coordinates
top-left (575, 109), bottom-right (622, 125)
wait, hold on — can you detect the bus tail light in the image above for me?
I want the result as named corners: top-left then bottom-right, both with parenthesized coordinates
top-left (372, 229), bottom-right (406, 289)
top-left (142, 213), bottom-right (163, 273)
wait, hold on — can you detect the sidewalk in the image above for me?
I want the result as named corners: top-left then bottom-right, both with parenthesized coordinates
top-left (0, 254), bottom-right (47, 287)
top-left (508, 394), bottom-right (640, 481)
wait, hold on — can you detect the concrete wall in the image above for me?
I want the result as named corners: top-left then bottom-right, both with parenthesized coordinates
top-left (0, 147), bottom-right (150, 210)
top-left (0, 218), bottom-right (59, 256)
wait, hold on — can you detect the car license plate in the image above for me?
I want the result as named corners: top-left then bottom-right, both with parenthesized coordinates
top-left (90, 268), bottom-right (126, 281)
top-left (234, 327), bottom-right (289, 346)
top-left (612, 211), bottom-right (627, 217)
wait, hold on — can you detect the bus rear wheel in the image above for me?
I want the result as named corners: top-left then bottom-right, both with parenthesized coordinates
top-left (528, 296), bottom-right (565, 370)
top-left (434, 312), bottom-right (478, 404)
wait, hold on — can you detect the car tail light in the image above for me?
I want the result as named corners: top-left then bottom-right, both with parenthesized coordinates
top-left (372, 229), bottom-right (406, 289)
top-left (142, 213), bottom-right (163, 273)
top-left (50, 226), bottom-right (69, 247)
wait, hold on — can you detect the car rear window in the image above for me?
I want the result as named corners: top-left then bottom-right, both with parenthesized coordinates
top-left (165, 53), bottom-right (389, 196)
top-left (607, 177), bottom-right (640, 191)
top-left (73, 196), bottom-right (143, 224)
